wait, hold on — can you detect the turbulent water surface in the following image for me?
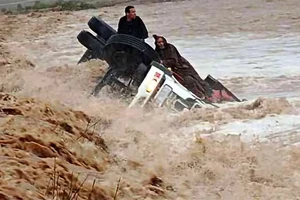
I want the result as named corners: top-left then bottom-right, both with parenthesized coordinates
top-left (1, 0), bottom-right (300, 199)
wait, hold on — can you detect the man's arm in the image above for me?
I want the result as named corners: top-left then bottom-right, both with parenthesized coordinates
top-left (162, 58), bottom-right (177, 69)
top-left (137, 16), bottom-right (148, 39)
top-left (169, 44), bottom-right (189, 69)
top-left (117, 17), bottom-right (125, 34)
top-left (162, 44), bottom-right (180, 68)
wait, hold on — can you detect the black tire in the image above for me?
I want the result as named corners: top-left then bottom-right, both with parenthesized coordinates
top-left (77, 30), bottom-right (106, 61)
top-left (88, 16), bottom-right (117, 41)
top-left (77, 30), bottom-right (105, 52)
top-left (103, 34), bottom-right (160, 67)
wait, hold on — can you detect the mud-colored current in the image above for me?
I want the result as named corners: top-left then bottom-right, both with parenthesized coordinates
top-left (1, 0), bottom-right (300, 199)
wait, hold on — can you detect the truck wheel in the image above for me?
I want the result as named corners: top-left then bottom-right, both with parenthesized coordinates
top-left (88, 16), bottom-right (117, 41)
top-left (103, 34), bottom-right (159, 68)
top-left (77, 30), bottom-right (106, 62)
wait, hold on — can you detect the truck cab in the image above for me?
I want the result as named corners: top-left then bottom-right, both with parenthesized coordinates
top-left (129, 61), bottom-right (217, 112)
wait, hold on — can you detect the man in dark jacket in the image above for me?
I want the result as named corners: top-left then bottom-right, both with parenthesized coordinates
top-left (153, 34), bottom-right (213, 100)
top-left (117, 6), bottom-right (148, 40)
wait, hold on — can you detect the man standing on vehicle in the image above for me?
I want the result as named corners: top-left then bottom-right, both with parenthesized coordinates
top-left (117, 6), bottom-right (148, 41)
top-left (117, 6), bottom-right (149, 89)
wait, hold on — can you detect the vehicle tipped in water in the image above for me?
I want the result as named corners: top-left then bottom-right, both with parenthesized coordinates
top-left (76, 16), bottom-right (242, 112)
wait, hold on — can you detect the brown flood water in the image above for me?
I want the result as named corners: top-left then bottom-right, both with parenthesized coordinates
top-left (1, 0), bottom-right (300, 199)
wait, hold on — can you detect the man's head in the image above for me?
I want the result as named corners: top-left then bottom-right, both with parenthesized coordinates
top-left (125, 6), bottom-right (136, 20)
top-left (153, 34), bottom-right (167, 49)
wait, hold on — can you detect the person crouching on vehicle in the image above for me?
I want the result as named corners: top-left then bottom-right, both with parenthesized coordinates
top-left (153, 34), bottom-right (214, 100)
top-left (117, 6), bottom-right (148, 41)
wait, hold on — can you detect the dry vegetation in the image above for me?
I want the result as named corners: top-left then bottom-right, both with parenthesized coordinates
top-left (0, 93), bottom-right (112, 199)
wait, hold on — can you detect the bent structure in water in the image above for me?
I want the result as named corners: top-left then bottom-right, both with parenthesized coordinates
top-left (76, 16), bottom-right (242, 112)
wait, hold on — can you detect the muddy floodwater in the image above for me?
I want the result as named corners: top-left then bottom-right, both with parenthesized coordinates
top-left (1, 0), bottom-right (300, 199)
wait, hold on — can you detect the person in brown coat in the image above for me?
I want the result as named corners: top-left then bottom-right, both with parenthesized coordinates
top-left (153, 34), bottom-right (213, 100)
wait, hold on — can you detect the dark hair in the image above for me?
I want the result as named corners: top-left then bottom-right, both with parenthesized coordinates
top-left (125, 6), bottom-right (134, 14)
